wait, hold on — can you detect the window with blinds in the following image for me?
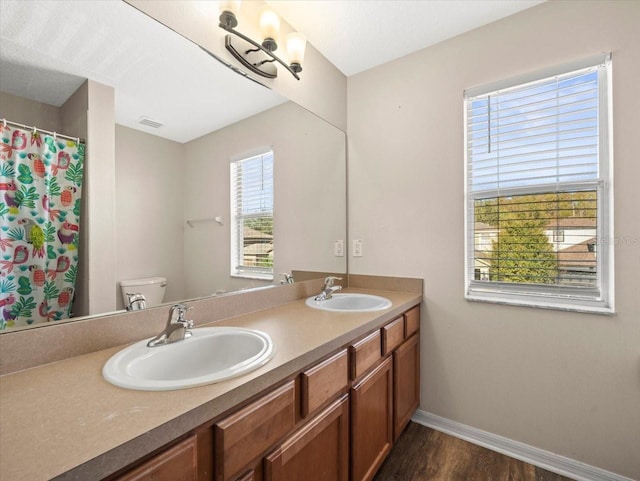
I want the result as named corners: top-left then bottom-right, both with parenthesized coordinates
top-left (464, 55), bottom-right (613, 313)
top-left (230, 149), bottom-right (274, 279)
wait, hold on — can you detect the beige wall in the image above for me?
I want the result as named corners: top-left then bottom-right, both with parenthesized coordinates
top-left (347, 1), bottom-right (640, 478)
top-left (113, 101), bottom-right (345, 304)
top-left (183, 101), bottom-right (346, 297)
top-left (84, 80), bottom-right (117, 316)
top-left (114, 125), bottom-right (185, 310)
top-left (60, 82), bottom-right (88, 140)
top-left (0, 91), bottom-right (62, 132)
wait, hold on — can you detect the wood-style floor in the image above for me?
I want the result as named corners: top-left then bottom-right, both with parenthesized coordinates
top-left (373, 422), bottom-right (575, 481)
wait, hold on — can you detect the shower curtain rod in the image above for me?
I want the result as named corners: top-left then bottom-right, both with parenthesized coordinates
top-left (1, 118), bottom-right (85, 144)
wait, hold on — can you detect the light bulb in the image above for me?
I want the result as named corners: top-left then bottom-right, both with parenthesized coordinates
top-left (219, 0), bottom-right (240, 16)
top-left (260, 9), bottom-right (280, 44)
top-left (286, 32), bottom-right (306, 72)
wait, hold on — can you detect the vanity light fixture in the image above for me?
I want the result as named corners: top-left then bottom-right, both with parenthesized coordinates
top-left (218, 1), bottom-right (306, 80)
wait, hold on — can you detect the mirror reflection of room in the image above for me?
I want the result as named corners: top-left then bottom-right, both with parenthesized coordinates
top-left (0, 0), bottom-right (346, 330)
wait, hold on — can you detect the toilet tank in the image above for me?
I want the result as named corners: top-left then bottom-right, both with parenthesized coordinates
top-left (120, 276), bottom-right (167, 307)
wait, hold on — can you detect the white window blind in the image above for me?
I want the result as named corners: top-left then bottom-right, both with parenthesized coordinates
top-left (468, 69), bottom-right (600, 193)
top-left (230, 149), bottom-right (274, 279)
top-left (464, 55), bottom-right (613, 313)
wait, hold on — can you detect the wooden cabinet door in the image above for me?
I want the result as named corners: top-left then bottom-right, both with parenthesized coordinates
top-left (264, 395), bottom-right (349, 481)
top-left (115, 435), bottom-right (197, 481)
top-left (393, 334), bottom-right (420, 441)
top-left (215, 381), bottom-right (296, 481)
top-left (350, 356), bottom-right (393, 481)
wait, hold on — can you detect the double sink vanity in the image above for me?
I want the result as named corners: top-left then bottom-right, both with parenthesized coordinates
top-left (103, 292), bottom-right (392, 392)
top-left (0, 277), bottom-right (422, 481)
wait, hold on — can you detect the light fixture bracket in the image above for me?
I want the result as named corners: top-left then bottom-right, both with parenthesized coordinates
top-left (262, 37), bottom-right (277, 52)
top-left (225, 35), bottom-right (277, 79)
top-left (219, 10), bottom-right (238, 29)
top-left (219, 19), bottom-right (301, 80)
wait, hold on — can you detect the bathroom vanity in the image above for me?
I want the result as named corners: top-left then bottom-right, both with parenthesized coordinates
top-left (0, 280), bottom-right (421, 481)
top-left (111, 304), bottom-right (419, 481)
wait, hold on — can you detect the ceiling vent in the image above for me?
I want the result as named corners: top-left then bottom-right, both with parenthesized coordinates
top-left (138, 116), bottom-right (164, 128)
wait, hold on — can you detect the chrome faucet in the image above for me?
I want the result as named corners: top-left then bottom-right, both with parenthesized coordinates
top-left (280, 273), bottom-right (295, 285)
top-left (147, 304), bottom-right (193, 347)
top-left (126, 293), bottom-right (146, 311)
top-left (314, 276), bottom-right (343, 301)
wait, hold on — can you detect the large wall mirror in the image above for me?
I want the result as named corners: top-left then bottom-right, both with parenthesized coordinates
top-left (0, 1), bottom-right (346, 332)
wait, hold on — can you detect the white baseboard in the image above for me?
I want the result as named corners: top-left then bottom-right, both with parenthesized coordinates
top-left (412, 410), bottom-right (636, 481)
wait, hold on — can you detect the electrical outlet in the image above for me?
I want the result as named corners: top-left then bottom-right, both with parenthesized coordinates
top-left (353, 239), bottom-right (363, 257)
top-left (334, 240), bottom-right (344, 257)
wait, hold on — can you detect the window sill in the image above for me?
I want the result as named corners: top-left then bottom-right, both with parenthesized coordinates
top-left (465, 292), bottom-right (615, 316)
top-left (231, 273), bottom-right (274, 282)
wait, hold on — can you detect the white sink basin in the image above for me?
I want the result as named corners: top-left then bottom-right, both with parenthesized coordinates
top-left (305, 293), bottom-right (392, 312)
top-left (103, 327), bottom-right (274, 391)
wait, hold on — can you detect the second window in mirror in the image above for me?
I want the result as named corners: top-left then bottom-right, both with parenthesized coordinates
top-left (230, 149), bottom-right (274, 280)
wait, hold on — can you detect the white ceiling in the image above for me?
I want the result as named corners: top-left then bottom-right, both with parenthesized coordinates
top-left (0, 0), bottom-right (286, 143)
top-left (269, 0), bottom-right (544, 77)
top-left (0, 0), bottom-right (544, 142)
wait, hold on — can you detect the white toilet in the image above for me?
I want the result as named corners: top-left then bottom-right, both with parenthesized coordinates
top-left (120, 277), bottom-right (167, 308)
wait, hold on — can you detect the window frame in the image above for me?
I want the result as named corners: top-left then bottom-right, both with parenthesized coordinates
top-left (552, 230), bottom-right (565, 243)
top-left (230, 147), bottom-right (274, 281)
top-left (463, 54), bottom-right (614, 314)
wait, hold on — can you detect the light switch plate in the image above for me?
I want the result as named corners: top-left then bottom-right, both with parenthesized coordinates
top-left (353, 239), bottom-right (363, 257)
top-left (334, 240), bottom-right (344, 257)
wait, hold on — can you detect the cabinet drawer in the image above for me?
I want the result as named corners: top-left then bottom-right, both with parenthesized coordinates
top-left (116, 435), bottom-right (197, 481)
top-left (350, 330), bottom-right (382, 380)
top-left (301, 349), bottom-right (348, 417)
top-left (381, 317), bottom-right (404, 356)
top-left (404, 306), bottom-right (420, 337)
top-left (215, 381), bottom-right (296, 481)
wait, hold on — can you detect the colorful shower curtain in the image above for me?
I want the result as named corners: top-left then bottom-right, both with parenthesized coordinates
top-left (0, 124), bottom-right (84, 329)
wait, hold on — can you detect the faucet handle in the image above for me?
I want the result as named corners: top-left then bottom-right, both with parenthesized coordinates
top-left (170, 303), bottom-right (192, 322)
top-left (323, 276), bottom-right (343, 288)
top-left (280, 273), bottom-right (294, 284)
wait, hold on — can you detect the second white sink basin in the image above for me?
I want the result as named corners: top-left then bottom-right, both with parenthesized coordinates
top-left (103, 326), bottom-right (274, 391)
top-left (305, 293), bottom-right (392, 312)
